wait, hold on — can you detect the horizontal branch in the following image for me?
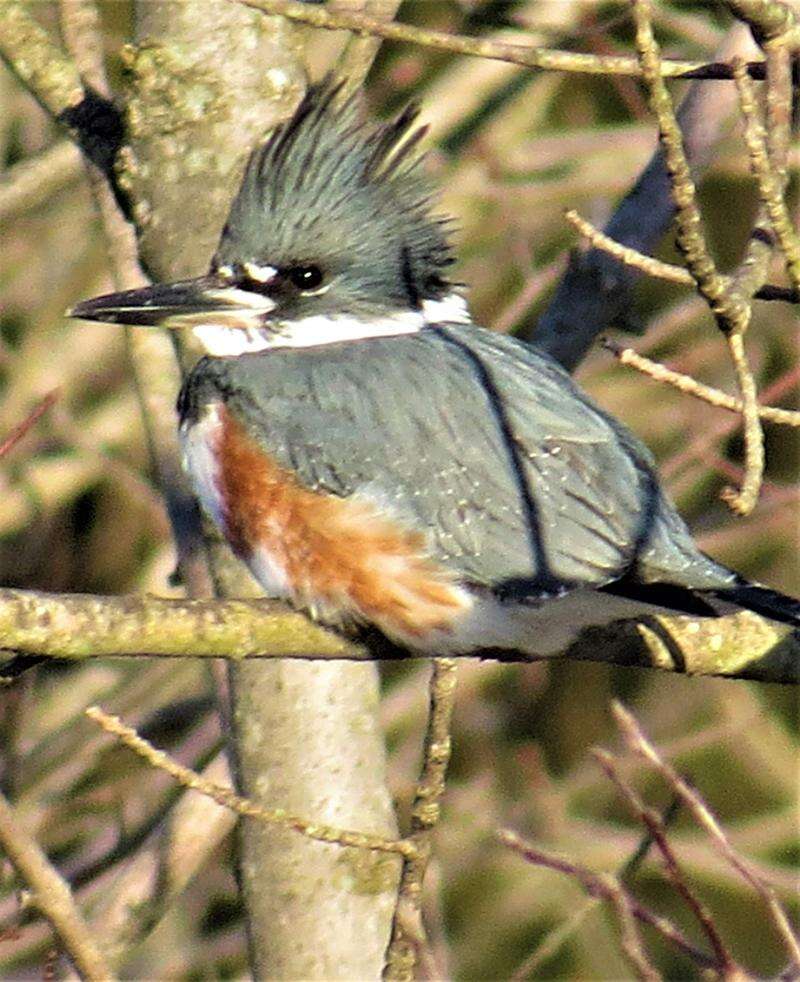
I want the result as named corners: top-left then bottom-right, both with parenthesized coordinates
top-left (0, 588), bottom-right (796, 684)
top-left (236, 0), bottom-right (769, 81)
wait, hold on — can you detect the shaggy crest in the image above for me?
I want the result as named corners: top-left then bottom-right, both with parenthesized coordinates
top-left (214, 79), bottom-right (456, 309)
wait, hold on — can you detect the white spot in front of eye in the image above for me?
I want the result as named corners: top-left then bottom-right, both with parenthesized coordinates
top-left (217, 265), bottom-right (236, 282)
top-left (243, 262), bottom-right (277, 283)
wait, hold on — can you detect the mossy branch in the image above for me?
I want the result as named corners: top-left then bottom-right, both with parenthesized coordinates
top-left (0, 589), bottom-right (796, 684)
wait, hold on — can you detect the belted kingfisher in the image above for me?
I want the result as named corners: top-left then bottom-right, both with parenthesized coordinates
top-left (70, 80), bottom-right (799, 657)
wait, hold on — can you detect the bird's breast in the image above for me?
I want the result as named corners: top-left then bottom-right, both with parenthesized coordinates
top-left (179, 400), bottom-right (473, 641)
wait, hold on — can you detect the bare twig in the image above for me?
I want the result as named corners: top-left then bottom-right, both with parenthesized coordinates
top-left (720, 329), bottom-right (765, 514)
top-left (58, 0), bottom-right (208, 594)
top-left (85, 706), bottom-right (417, 858)
top-left (733, 57), bottom-right (800, 291)
top-left (532, 21), bottom-right (759, 368)
top-left (612, 701), bottom-right (800, 969)
top-left (0, 1), bottom-right (83, 117)
top-left (0, 141), bottom-right (83, 224)
top-left (384, 658), bottom-right (458, 980)
top-left (335, 0), bottom-right (402, 98)
top-left (497, 829), bottom-right (718, 970)
top-left (58, 0), bottom-right (109, 96)
top-left (603, 339), bottom-right (800, 427)
top-left (509, 795), bottom-right (682, 980)
top-left (632, 0), bottom-right (767, 515)
top-left (565, 209), bottom-right (798, 302)
top-left (0, 392), bottom-right (59, 460)
top-left (602, 875), bottom-right (662, 982)
top-left (593, 749), bottom-right (737, 975)
top-left (0, 788), bottom-right (114, 981)
top-left (632, 0), bottom-right (730, 315)
top-left (236, 0), bottom-right (768, 80)
top-left (726, 0), bottom-right (800, 48)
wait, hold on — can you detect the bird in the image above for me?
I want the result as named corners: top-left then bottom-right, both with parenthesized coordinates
top-left (70, 79), bottom-right (800, 658)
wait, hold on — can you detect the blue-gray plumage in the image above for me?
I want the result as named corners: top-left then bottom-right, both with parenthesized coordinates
top-left (71, 78), bottom-right (800, 654)
top-left (179, 325), bottom-right (735, 597)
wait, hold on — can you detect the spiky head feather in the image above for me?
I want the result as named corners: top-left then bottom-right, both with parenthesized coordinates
top-left (213, 79), bottom-right (455, 314)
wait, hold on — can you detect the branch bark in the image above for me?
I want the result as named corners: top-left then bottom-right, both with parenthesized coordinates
top-left (0, 588), bottom-right (796, 684)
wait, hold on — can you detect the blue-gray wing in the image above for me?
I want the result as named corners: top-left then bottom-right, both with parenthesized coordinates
top-left (183, 324), bottom-right (733, 596)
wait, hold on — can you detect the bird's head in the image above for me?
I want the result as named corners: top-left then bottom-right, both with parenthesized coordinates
top-left (70, 80), bottom-right (469, 353)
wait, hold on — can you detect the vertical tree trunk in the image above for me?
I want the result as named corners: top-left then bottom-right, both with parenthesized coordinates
top-left (124, 5), bottom-right (400, 976)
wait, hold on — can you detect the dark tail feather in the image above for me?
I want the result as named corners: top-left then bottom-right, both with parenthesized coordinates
top-left (711, 582), bottom-right (800, 629)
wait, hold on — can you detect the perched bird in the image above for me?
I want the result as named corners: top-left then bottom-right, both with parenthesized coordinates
top-left (71, 80), bottom-right (799, 657)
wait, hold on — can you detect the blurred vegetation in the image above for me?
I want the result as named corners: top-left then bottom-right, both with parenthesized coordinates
top-left (0, 0), bottom-right (798, 978)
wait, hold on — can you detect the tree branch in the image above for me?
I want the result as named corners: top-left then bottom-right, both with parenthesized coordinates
top-left (86, 706), bottom-right (416, 858)
top-left (0, 788), bottom-right (114, 981)
top-left (0, 1), bottom-right (126, 204)
top-left (383, 659), bottom-right (458, 980)
top-left (0, 588), bottom-right (796, 684)
top-left (235, 0), bottom-right (769, 81)
top-left (530, 21), bottom-right (758, 368)
top-left (0, 141), bottom-right (83, 224)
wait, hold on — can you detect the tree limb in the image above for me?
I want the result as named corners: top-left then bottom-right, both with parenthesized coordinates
top-left (0, 788), bottom-right (114, 981)
top-left (235, 0), bottom-right (767, 81)
top-left (0, 588), bottom-right (796, 684)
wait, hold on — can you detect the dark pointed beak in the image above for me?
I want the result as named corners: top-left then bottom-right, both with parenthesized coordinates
top-left (68, 276), bottom-right (275, 328)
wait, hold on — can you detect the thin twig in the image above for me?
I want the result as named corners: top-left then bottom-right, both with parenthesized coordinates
top-left (720, 330), bottom-right (765, 515)
top-left (58, 0), bottom-right (109, 96)
top-left (0, 788), bottom-right (114, 981)
top-left (612, 701), bottom-right (800, 969)
top-left (531, 19), bottom-right (762, 368)
top-left (602, 874), bottom-right (662, 982)
top-left (726, 1), bottom-right (800, 50)
top-left (603, 339), bottom-right (800, 427)
top-left (0, 392), bottom-right (59, 460)
top-left (58, 0), bottom-right (204, 584)
top-left (0, 142), bottom-right (83, 224)
top-left (236, 0), bottom-right (767, 81)
top-left (509, 794), bottom-right (683, 980)
top-left (733, 57), bottom-right (800, 292)
top-left (565, 210), bottom-right (798, 303)
top-left (497, 829), bottom-right (718, 970)
top-left (335, 0), bottom-right (402, 98)
top-left (632, 0), bottom-right (768, 515)
top-left (384, 658), bottom-right (458, 981)
top-left (631, 0), bottom-right (730, 315)
top-left (593, 748), bottom-right (737, 975)
top-left (0, 1), bottom-right (84, 117)
top-left (85, 706), bottom-right (418, 859)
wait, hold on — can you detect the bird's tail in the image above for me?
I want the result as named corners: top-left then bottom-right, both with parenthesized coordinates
top-left (710, 581), bottom-right (800, 629)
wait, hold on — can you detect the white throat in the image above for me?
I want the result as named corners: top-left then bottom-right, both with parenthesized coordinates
top-left (191, 293), bottom-right (471, 357)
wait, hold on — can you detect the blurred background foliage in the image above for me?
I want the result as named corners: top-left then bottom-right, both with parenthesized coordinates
top-left (0, 0), bottom-right (797, 978)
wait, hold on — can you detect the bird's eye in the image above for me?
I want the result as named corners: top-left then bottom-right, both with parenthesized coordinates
top-left (287, 265), bottom-right (324, 291)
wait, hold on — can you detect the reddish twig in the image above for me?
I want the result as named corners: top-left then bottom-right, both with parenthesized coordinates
top-left (498, 829), bottom-right (718, 970)
top-left (593, 748), bottom-right (738, 976)
top-left (612, 702), bottom-right (800, 970)
top-left (0, 391), bottom-right (59, 459)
